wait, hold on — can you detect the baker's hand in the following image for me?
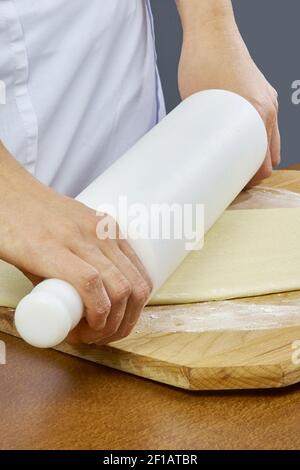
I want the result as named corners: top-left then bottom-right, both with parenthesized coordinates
top-left (0, 144), bottom-right (152, 345)
top-left (177, 3), bottom-right (280, 184)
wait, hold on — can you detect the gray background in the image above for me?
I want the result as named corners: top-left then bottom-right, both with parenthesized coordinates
top-left (151, 0), bottom-right (299, 167)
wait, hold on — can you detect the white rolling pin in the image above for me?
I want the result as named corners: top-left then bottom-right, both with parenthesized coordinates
top-left (15, 90), bottom-right (267, 348)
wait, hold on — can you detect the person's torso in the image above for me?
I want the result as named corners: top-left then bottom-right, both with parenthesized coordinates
top-left (0, 0), bottom-right (165, 196)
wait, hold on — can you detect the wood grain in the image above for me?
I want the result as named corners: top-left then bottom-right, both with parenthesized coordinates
top-left (1, 170), bottom-right (300, 390)
top-left (3, 292), bottom-right (300, 390)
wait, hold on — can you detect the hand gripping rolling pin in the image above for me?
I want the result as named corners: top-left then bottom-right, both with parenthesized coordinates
top-left (15, 90), bottom-right (267, 348)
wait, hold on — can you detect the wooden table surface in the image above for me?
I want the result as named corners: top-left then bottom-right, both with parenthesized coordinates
top-left (1, 167), bottom-right (300, 451)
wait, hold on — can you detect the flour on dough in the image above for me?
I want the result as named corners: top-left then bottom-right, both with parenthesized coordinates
top-left (149, 208), bottom-right (300, 305)
top-left (0, 261), bottom-right (33, 308)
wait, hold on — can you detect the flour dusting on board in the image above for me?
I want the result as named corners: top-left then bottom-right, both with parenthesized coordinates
top-left (135, 297), bottom-right (300, 334)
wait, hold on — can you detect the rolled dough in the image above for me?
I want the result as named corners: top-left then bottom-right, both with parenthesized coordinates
top-left (0, 208), bottom-right (300, 309)
top-left (149, 208), bottom-right (300, 305)
top-left (0, 261), bottom-right (33, 308)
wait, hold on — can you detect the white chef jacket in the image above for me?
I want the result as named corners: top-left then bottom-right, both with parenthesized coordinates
top-left (0, 0), bottom-right (166, 196)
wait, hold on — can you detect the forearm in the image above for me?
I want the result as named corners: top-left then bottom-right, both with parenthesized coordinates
top-left (176, 0), bottom-right (237, 37)
top-left (176, 0), bottom-right (280, 181)
top-left (0, 141), bottom-right (48, 197)
top-left (0, 141), bottom-right (32, 190)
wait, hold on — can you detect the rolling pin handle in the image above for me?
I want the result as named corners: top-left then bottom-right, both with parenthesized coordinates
top-left (14, 279), bottom-right (83, 348)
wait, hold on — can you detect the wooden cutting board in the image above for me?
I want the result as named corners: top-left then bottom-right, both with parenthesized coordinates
top-left (1, 170), bottom-right (300, 391)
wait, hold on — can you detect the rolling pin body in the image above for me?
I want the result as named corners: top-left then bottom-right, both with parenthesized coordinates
top-left (15, 90), bottom-right (268, 348)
